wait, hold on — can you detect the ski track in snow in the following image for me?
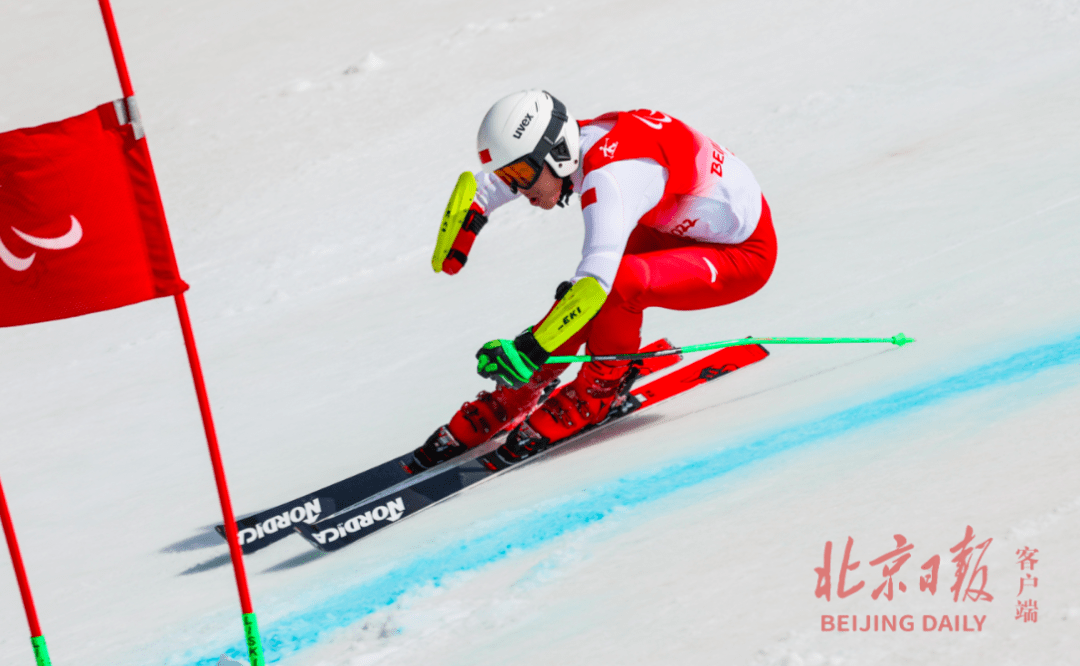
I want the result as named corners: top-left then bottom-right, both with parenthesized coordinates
top-left (185, 331), bottom-right (1080, 665)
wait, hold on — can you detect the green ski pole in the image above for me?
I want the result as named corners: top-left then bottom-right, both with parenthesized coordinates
top-left (547, 333), bottom-right (914, 363)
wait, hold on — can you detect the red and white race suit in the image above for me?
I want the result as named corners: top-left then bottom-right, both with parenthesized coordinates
top-left (473, 109), bottom-right (776, 357)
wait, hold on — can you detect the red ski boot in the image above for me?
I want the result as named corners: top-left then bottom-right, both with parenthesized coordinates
top-left (409, 370), bottom-right (559, 471)
top-left (496, 359), bottom-right (636, 463)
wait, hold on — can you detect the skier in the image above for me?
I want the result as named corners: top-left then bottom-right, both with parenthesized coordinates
top-left (413, 90), bottom-right (776, 468)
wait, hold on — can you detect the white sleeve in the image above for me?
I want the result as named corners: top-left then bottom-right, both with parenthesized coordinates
top-left (574, 159), bottom-right (667, 292)
top-left (472, 170), bottom-right (519, 213)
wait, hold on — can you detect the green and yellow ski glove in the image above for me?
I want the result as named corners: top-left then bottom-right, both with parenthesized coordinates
top-left (476, 329), bottom-right (550, 389)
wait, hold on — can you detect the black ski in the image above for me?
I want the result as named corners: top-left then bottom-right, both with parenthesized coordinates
top-left (214, 453), bottom-right (418, 553)
top-left (216, 339), bottom-right (680, 554)
top-left (294, 343), bottom-right (769, 552)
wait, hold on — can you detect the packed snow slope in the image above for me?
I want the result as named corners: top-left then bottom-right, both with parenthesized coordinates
top-left (2, 1), bottom-right (1080, 665)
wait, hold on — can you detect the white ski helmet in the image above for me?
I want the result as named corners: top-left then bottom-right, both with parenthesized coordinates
top-left (477, 90), bottom-right (580, 191)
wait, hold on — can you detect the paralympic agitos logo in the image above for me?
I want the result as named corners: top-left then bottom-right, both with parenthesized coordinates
top-left (0, 186), bottom-right (83, 272)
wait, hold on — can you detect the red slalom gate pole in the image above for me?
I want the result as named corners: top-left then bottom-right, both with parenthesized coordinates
top-left (173, 294), bottom-right (265, 664)
top-left (96, 0), bottom-right (134, 98)
top-left (0, 475), bottom-right (52, 666)
top-left (96, 1), bottom-right (265, 663)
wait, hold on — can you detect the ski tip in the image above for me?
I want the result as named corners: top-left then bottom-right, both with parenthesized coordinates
top-left (891, 332), bottom-right (915, 347)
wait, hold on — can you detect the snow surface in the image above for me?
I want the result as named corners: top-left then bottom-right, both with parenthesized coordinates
top-left (2, 0), bottom-right (1080, 664)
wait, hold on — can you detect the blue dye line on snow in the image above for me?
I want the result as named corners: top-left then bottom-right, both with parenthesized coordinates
top-left (191, 332), bottom-right (1080, 665)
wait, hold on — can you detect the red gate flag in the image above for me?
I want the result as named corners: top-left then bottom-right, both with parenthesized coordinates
top-left (0, 101), bottom-right (188, 327)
